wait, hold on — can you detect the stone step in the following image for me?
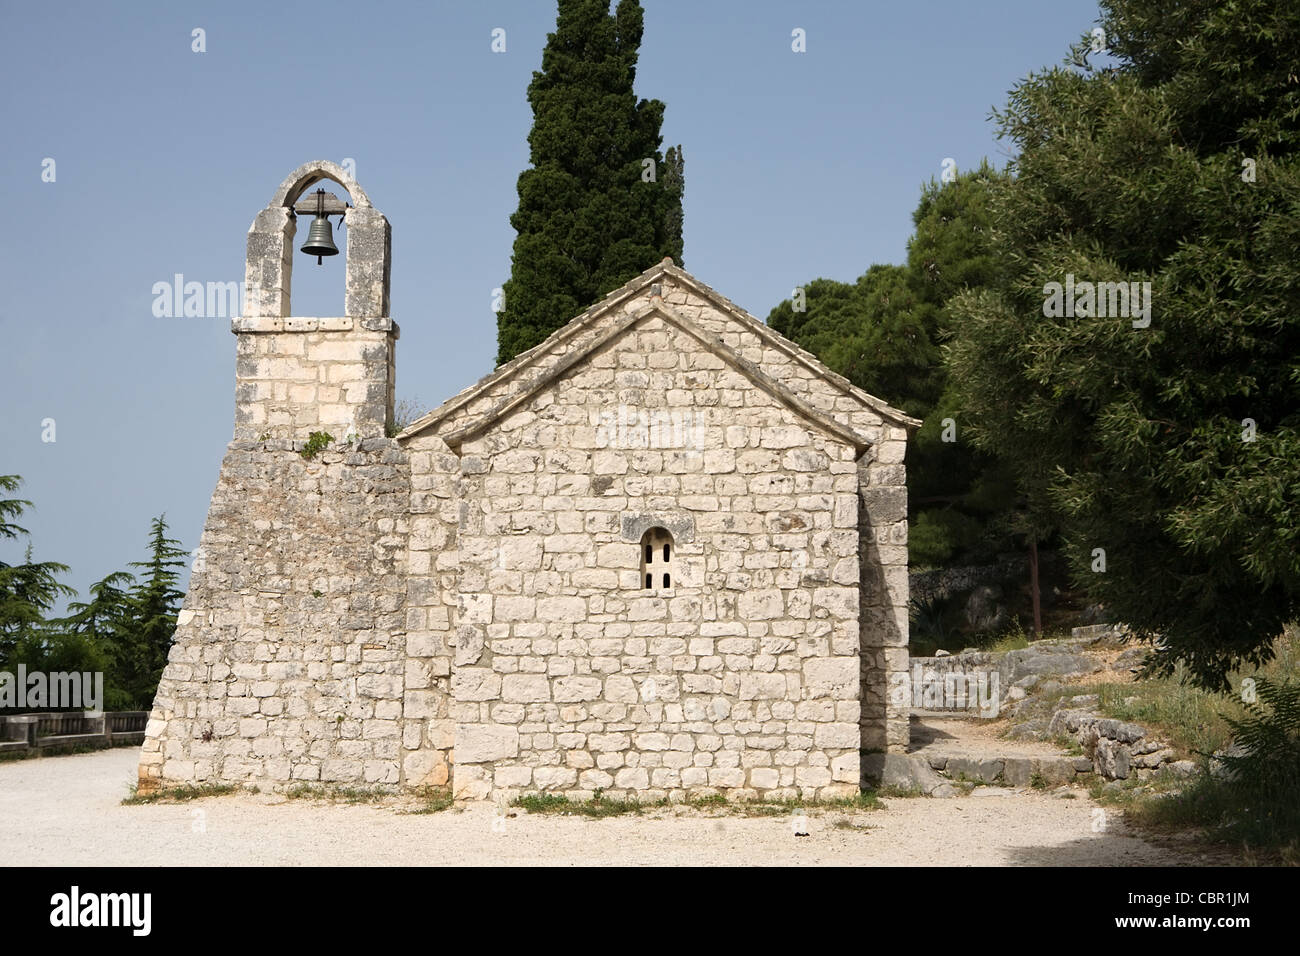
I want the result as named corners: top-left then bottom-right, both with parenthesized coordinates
top-left (923, 753), bottom-right (1093, 786)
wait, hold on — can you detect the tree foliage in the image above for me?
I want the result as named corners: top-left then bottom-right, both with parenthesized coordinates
top-left (0, 476), bottom-right (73, 664)
top-left (55, 571), bottom-right (138, 710)
top-left (121, 516), bottom-right (188, 706)
top-left (1, 475), bottom-right (186, 710)
top-left (769, 164), bottom-right (1019, 567)
top-left (944, 0), bottom-right (1300, 688)
top-left (497, 0), bottom-right (685, 364)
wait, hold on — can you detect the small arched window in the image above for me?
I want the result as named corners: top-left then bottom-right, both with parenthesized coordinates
top-left (640, 527), bottom-right (674, 590)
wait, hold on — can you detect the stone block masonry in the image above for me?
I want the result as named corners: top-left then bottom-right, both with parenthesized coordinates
top-left (446, 316), bottom-right (863, 801)
top-left (140, 164), bottom-right (919, 801)
top-left (233, 317), bottom-right (396, 441)
top-left (138, 438), bottom-right (415, 789)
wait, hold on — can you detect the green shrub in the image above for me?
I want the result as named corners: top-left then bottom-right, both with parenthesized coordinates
top-left (1128, 676), bottom-right (1300, 858)
top-left (1219, 677), bottom-right (1300, 802)
top-left (909, 594), bottom-right (963, 655)
top-left (300, 431), bottom-right (334, 460)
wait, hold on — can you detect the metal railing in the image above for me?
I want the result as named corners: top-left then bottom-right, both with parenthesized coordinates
top-left (0, 711), bottom-right (149, 756)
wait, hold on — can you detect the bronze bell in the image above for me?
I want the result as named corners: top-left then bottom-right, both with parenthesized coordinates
top-left (300, 188), bottom-right (340, 264)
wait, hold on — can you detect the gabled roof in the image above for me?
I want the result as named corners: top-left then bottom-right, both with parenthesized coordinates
top-left (398, 259), bottom-right (920, 447)
top-left (430, 300), bottom-right (870, 454)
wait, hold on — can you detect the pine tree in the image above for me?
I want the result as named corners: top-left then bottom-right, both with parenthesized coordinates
top-left (53, 570), bottom-right (136, 709)
top-left (0, 474), bottom-right (30, 542)
top-left (0, 476), bottom-right (73, 667)
top-left (60, 571), bottom-right (136, 647)
top-left (122, 515), bottom-right (188, 707)
top-left (497, 0), bottom-right (685, 364)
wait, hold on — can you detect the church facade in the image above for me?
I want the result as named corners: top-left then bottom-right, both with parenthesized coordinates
top-left (138, 162), bottom-right (917, 801)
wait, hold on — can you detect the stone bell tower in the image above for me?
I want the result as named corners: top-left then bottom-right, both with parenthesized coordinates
top-left (139, 163), bottom-right (418, 795)
top-left (234, 160), bottom-right (395, 439)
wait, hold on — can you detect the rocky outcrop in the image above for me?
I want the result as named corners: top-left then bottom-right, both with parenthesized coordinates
top-left (1046, 706), bottom-right (1196, 781)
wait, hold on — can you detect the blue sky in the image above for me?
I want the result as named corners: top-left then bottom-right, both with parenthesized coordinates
top-left (0, 0), bottom-right (1103, 606)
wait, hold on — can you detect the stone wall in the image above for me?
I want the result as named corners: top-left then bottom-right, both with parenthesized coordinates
top-left (909, 558), bottom-right (1028, 604)
top-left (658, 280), bottom-right (911, 755)
top-left (406, 268), bottom-right (913, 758)
top-left (232, 318), bottom-right (396, 441)
top-left (138, 438), bottom-right (411, 791)
top-left (142, 242), bottom-right (914, 799)
top-left (399, 434), bottom-right (461, 789)
top-left (906, 653), bottom-right (1000, 715)
top-left (441, 314), bottom-right (862, 801)
top-left (860, 469), bottom-right (910, 748)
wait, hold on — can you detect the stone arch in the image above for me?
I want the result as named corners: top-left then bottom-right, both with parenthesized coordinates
top-left (640, 527), bottom-right (674, 590)
top-left (243, 160), bottom-right (390, 319)
top-left (621, 512), bottom-right (694, 545)
top-left (270, 160), bottom-right (372, 210)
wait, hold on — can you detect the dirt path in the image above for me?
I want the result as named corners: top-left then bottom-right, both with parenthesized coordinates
top-left (0, 748), bottom-right (1218, 866)
top-left (910, 716), bottom-right (1074, 758)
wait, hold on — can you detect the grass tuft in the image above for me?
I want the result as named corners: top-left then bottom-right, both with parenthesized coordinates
top-left (511, 789), bottom-right (884, 818)
top-left (122, 782), bottom-right (239, 805)
top-left (400, 787), bottom-right (455, 815)
top-left (283, 783), bottom-right (394, 803)
top-left (513, 792), bottom-right (649, 818)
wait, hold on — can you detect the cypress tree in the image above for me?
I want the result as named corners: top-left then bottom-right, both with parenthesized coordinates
top-left (497, 0), bottom-right (685, 364)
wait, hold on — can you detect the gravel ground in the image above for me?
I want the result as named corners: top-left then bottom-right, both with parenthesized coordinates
top-left (0, 748), bottom-right (1221, 866)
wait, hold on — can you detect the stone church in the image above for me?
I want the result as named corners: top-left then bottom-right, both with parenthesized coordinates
top-left (138, 162), bottom-right (917, 801)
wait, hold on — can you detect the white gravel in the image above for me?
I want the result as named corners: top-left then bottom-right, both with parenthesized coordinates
top-left (0, 748), bottom-right (1221, 866)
